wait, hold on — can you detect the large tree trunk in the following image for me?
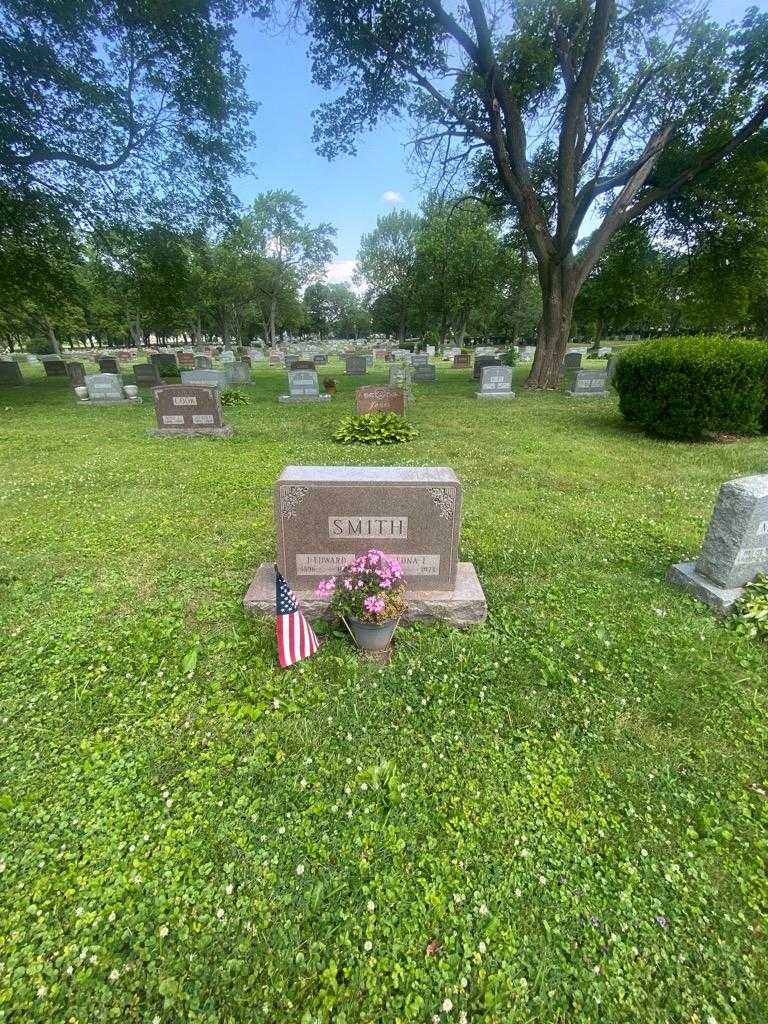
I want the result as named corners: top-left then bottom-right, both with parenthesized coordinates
top-left (129, 316), bottom-right (142, 348)
top-left (269, 295), bottom-right (277, 347)
top-left (526, 266), bottom-right (575, 389)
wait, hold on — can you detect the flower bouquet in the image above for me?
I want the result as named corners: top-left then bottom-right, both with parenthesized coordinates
top-left (316, 549), bottom-right (407, 651)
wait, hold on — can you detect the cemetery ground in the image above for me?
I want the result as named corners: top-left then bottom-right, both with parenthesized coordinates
top-left (1, 359), bottom-right (767, 1024)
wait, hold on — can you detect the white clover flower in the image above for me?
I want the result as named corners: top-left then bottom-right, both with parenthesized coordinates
top-left (478, 941), bottom-right (487, 954)
top-left (216, 908), bottom-right (225, 920)
top-left (36, 985), bottom-right (47, 998)
top-left (109, 969), bottom-right (120, 982)
top-left (225, 884), bottom-right (234, 896)
top-left (296, 864), bottom-right (305, 876)
top-left (159, 925), bottom-right (169, 938)
top-left (442, 998), bottom-right (453, 1012)
top-left (366, 900), bottom-right (375, 913)
top-left (108, 911), bottom-right (116, 923)
top-left (363, 940), bottom-right (373, 952)
top-left (478, 903), bottom-right (488, 916)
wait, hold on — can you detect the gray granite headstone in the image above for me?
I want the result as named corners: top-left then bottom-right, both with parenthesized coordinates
top-left (83, 373), bottom-right (128, 404)
top-left (412, 353), bottom-right (428, 368)
top-left (345, 356), bottom-right (367, 376)
top-left (477, 364), bottom-right (515, 400)
top-left (313, 353), bottom-right (328, 366)
top-left (413, 364), bottom-right (436, 382)
top-left (98, 356), bottom-right (120, 374)
top-left (279, 369), bottom-right (330, 403)
top-left (388, 365), bottom-right (413, 395)
top-left (563, 352), bottom-right (582, 369)
top-left (220, 350), bottom-right (236, 364)
top-left (134, 362), bottom-right (162, 387)
top-left (151, 352), bottom-right (179, 374)
top-left (42, 359), bottom-right (68, 377)
top-left (224, 361), bottom-right (251, 385)
top-left (606, 354), bottom-right (620, 385)
top-left (473, 356), bottom-right (501, 381)
top-left (565, 369), bottom-right (608, 396)
top-left (150, 384), bottom-right (232, 437)
top-left (0, 360), bottom-right (23, 385)
top-left (194, 354), bottom-right (213, 369)
top-left (66, 361), bottom-right (87, 387)
top-left (180, 369), bottom-right (228, 389)
top-left (668, 474), bottom-right (768, 614)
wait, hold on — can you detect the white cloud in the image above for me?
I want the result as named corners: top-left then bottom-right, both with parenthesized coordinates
top-left (381, 190), bottom-right (403, 203)
top-left (325, 260), bottom-right (364, 293)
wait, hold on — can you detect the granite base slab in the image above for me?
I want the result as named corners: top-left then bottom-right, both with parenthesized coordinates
top-left (244, 561), bottom-right (487, 627)
top-left (148, 425), bottom-right (234, 438)
top-left (78, 397), bottom-right (142, 406)
top-left (667, 561), bottom-right (744, 615)
top-left (278, 394), bottom-right (331, 404)
top-left (476, 391), bottom-right (516, 400)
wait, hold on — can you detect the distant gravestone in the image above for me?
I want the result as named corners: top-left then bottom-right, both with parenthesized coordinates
top-left (180, 369), bottom-right (228, 389)
top-left (220, 350), bottom-right (236, 364)
top-left (313, 353), bottom-right (328, 366)
top-left (597, 346), bottom-right (612, 358)
top-left (412, 353), bottom-right (428, 368)
top-left (413, 364), bottom-right (436, 383)
top-left (178, 352), bottom-right (196, 370)
top-left (426, 345), bottom-right (436, 357)
top-left (66, 361), bottom-right (87, 387)
top-left (134, 362), bottom-right (162, 387)
top-left (42, 359), bottom-right (68, 378)
top-left (564, 369), bottom-right (608, 397)
top-left (477, 364), bottom-right (515, 400)
top-left (668, 474), bottom-right (768, 614)
top-left (151, 352), bottom-right (178, 372)
top-left (473, 356), bottom-right (501, 380)
top-left (194, 354), bottom-right (213, 370)
top-left (150, 384), bottom-right (233, 438)
top-left (453, 353), bottom-right (471, 369)
top-left (279, 369), bottom-right (330, 404)
top-left (81, 373), bottom-right (139, 405)
top-left (563, 352), bottom-right (582, 369)
top-left (345, 355), bottom-right (367, 376)
top-left (224, 361), bottom-right (251, 385)
top-left (606, 354), bottom-right (620, 385)
top-left (98, 356), bottom-right (120, 374)
top-left (518, 346), bottom-right (535, 362)
top-left (355, 386), bottom-right (406, 416)
top-left (388, 365), bottom-right (413, 395)
top-left (0, 360), bottom-right (23, 385)
top-left (290, 359), bottom-right (316, 370)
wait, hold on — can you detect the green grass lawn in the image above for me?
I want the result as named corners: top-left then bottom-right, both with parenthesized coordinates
top-left (1, 358), bottom-right (767, 1023)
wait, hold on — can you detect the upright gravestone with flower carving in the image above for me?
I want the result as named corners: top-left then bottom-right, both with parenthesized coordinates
top-left (243, 465), bottom-right (487, 626)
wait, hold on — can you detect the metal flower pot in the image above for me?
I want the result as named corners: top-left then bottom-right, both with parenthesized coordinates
top-left (346, 617), bottom-right (398, 651)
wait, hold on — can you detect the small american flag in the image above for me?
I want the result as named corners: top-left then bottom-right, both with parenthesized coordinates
top-left (275, 566), bottom-right (319, 669)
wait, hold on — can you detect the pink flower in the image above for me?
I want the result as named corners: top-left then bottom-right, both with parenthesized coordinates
top-left (364, 596), bottom-right (385, 614)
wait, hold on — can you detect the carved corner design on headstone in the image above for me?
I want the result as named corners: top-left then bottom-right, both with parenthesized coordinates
top-left (428, 487), bottom-right (456, 522)
top-left (279, 486), bottom-right (309, 520)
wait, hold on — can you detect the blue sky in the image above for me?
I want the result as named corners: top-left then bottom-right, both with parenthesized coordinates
top-left (232, 0), bottom-right (765, 284)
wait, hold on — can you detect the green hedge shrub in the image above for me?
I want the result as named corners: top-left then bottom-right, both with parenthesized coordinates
top-left (614, 336), bottom-right (768, 440)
